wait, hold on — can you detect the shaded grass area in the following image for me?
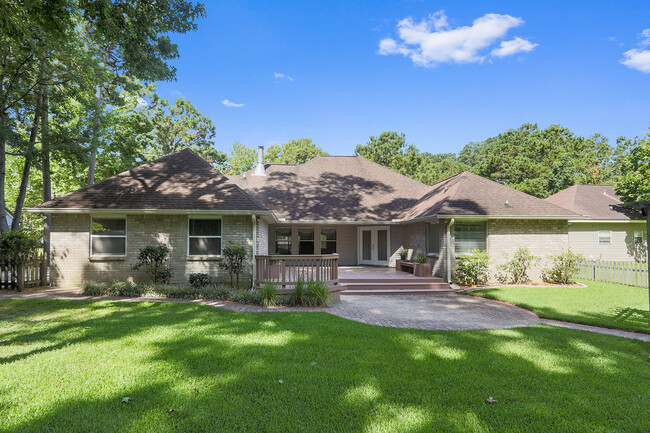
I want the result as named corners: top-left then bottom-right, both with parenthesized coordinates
top-left (471, 280), bottom-right (650, 334)
top-left (0, 299), bottom-right (648, 432)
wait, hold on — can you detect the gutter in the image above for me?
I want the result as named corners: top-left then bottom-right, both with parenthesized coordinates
top-left (446, 218), bottom-right (454, 284)
top-left (26, 207), bottom-right (278, 221)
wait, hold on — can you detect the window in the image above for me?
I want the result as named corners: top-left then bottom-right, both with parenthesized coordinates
top-left (598, 230), bottom-right (611, 244)
top-left (321, 228), bottom-right (337, 254)
top-left (634, 230), bottom-right (644, 245)
top-left (298, 228), bottom-right (315, 254)
top-left (426, 222), bottom-right (440, 254)
top-left (91, 217), bottom-right (126, 256)
top-left (455, 222), bottom-right (486, 254)
top-left (188, 219), bottom-right (222, 256)
top-left (275, 227), bottom-right (292, 254)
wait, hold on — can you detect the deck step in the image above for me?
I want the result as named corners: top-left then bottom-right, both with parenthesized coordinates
top-left (341, 288), bottom-right (455, 295)
top-left (339, 277), bottom-right (445, 284)
top-left (340, 282), bottom-right (451, 290)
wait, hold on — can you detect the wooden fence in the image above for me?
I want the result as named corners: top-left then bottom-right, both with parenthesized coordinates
top-left (254, 254), bottom-right (339, 288)
top-left (577, 260), bottom-right (648, 288)
top-left (0, 253), bottom-right (48, 291)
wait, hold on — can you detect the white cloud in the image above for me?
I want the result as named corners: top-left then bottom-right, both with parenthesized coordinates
top-left (378, 10), bottom-right (536, 66)
top-left (221, 99), bottom-right (244, 108)
top-left (136, 97), bottom-right (147, 107)
top-left (621, 28), bottom-right (650, 73)
top-left (491, 37), bottom-right (538, 57)
top-left (273, 72), bottom-right (294, 81)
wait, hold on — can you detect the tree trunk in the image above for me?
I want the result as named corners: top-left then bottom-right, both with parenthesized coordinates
top-left (87, 85), bottom-right (101, 185)
top-left (42, 89), bottom-right (51, 261)
top-left (0, 114), bottom-right (8, 233)
top-left (12, 84), bottom-right (43, 230)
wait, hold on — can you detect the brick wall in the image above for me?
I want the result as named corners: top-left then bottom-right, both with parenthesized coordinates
top-left (402, 220), bottom-right (449, 279)
top-left (486, 219), bottom-right (569, 281)
top-left (50, 214), bottom-right (254, 286)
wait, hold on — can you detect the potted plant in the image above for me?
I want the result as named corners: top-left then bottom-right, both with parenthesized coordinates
top-left (413, 255), bottom-right (432, 277)
top-left (396, 250), bottom-right (408, 271)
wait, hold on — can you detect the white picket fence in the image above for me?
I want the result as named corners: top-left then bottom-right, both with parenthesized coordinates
top-left (577, 260), bottom-right (648, 288)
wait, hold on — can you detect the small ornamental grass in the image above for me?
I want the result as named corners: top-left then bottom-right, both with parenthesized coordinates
top-left (261, 282), bottom-right (278, 307)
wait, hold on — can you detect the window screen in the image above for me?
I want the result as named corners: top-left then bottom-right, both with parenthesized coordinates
top-left (320, 228), bottom-right (337, 254)
top-left (91, 217), bottom-right (126, 256)
top-left (598, 230), bottom-right (611, 244)
top-left (427, 222), bottom-right (440, 254)
top-left (188, 219), bottom-right (222, 256)
top-left (298, 228), bottom-right (315, 254)
top-left (455, 222), bottom-right (486, 254)
top-left (634, 230), bottom-right (644, 245)
top-left (275, 227), bottom-right (292, 254)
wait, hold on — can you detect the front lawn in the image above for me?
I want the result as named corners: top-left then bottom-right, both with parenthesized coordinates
top-left (0, 300), bottom-right (648, 432)
top-left (471, 280), bottom-right (649, 334)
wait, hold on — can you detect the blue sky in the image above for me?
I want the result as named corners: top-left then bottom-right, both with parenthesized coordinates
top-left (156, 0), bottom-right (650, 156)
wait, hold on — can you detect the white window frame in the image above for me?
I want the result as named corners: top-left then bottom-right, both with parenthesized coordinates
top-left (320, 227), bottom-right (337, 254)
top-left (598, 230), bottom-right (612, 244)
top-left (634, 230), bottom-right (644, 245)
top-left (187, 217), bottom-right (223, 257)
top-left (90, 216), bottom-right (127, 257)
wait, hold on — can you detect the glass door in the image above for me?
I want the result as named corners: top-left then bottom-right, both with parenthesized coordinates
top-left (358, 227), bottom-right (390, 265)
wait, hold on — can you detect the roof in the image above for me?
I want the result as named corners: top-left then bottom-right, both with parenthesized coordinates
top-left (401, 171), bottom-right (581, 220)
top-left (545, 185), bottom-right (644, 220)
top-left (227, 156), bottom-right (430, 221)
top-left (33, 149), bottom-right (268, 212)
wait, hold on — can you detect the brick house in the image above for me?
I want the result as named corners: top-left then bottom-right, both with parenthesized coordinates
top-left (29, 148), bottom-right (585, 286)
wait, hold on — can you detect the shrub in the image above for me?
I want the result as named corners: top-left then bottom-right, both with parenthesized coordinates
top-left (189, 273), bottom-right (212, 288)
top-left (289, 278), bottom-right (306, 306)
top-left (415, 255), bottom-right (428, 264)
top-left (261, 282), bottom-right (277, 307)
top-left (453, 249), bottom-right (490, 286)
top-left (131, 244), bottom-right (172, 284)
top-left (82, 281), bottom-right (108, 296)
top-left (0, 230), bottom-right (40, 260)
top-left (219, 241), bottom-right (248, 288)
top-left (109, 280), bottom-right (142, 297)
top-left (497, 247), bottom-right (540, 284)
top-left (231, 289), bottom-right (262, 305)
top-left (305, 280), bottom-right (330, 307)
top-left (542, 249), bottom-right (584, 284)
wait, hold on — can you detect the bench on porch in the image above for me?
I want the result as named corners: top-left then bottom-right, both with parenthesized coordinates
top-left (398, 261), bottom-right (415, 274)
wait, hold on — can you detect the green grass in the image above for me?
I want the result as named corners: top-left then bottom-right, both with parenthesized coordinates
top-left (0, 300), bottom-right (648, 432)
top-left (471, 280), bottom-right (650, 334)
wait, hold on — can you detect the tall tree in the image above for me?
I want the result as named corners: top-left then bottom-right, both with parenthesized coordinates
top-left (615, 131), bottom-right (650, 203)
top-left (223, 142), bottom-right (256, 175)
top-left (265, 138), bottom-right (328, 164)
top-left (355, 131), bottom-right (422, 177)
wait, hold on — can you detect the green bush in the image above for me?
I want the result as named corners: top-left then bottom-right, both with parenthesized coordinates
top-left (219, 241), bottom-right (248, 288)
top-left (305, 280), bottom-right (330, 307)
top-left (261, 282), bottom-right (277, 307)
top-left (231, 289), bottom-right (262, 305)
top-left (542, 249), bottom-right (584, 284)
top-left (109, 280), bottom-right (142, 297)
top-left (453, 249), bottom-right (490, 286)
top-left (189, 273), bottom-right (212, 288)
top-left (131, 244), bottom-right (173, 284)
top-left (289, 278), bottom-right (306, 306)
top-left (0, 231), bottom-right (40, 260)
top-left (415, 255), bottom-right (428, 264)
top-left (497, 247), bottom-right (540, 284)
top-left (82, 281), bottom-right (109, 296)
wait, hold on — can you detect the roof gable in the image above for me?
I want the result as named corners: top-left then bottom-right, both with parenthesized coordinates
top-left (545, 185), bottom-right (643, 220)
top-left (403, 172), bottom-right (580, 220)
top-left (35, 149), bottom-right (268, 212)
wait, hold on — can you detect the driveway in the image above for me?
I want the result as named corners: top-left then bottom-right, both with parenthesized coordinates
top-left (328, 294), bottom-right (540, 330)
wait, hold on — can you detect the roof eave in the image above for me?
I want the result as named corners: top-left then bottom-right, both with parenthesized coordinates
top-left (26, 207), bottom-right (278, 220)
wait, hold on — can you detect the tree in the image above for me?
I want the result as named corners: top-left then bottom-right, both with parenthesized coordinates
top-left (414, 152), bottom-right (470, 185)
top-left (265, 138), bottom-right (328, 164)
top-left (355, 131), bottom-right (421, 177)
top-left (145, 94), bottom-right (224, 164)
top-left (615, 131), bottom-right (650, 203)
top-left (223, 142), bottom-right (256, 175)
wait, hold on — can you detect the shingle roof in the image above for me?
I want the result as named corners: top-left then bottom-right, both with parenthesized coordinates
top-left (34, 149), bottom-right (268, 212)
top-left (227, 156), bottom-right (430, 221)
top-left (544, 185), bottom-right (643, 220)
top-left (401, 171), bottom-right (580, 220)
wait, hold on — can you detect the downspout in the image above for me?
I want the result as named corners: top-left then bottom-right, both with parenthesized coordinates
top-left (446, 218), bottom-right (455, 283)
top-left (252, 215), bottom-right (257, 289)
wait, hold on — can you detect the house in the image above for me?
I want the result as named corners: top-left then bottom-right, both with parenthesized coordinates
top-left (545, 185), bottom-right (646, 262)
top-left (29, 147), bottom-right (582, 286)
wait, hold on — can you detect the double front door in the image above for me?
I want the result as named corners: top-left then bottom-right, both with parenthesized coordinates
top-left (358, 226), bottom-right (390, 266)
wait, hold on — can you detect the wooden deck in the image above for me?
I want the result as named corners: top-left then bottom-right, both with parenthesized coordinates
top-left (339, 266), bottom-right (453, 295)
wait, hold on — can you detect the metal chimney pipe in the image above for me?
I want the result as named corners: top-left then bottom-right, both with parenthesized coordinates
top-left (254, 145), bottom-right (265, 176)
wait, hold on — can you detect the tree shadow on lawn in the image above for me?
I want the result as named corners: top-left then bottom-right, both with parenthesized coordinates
top-left (471, 289), bottom-right (650, 334)
top-left (0, 299), bottom-right (649, 433)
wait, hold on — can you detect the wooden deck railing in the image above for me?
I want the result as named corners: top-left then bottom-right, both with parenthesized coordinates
top-left (255, 254), bottom-right (339, 288)
top-left (0, 253), bottom-right (48, 291)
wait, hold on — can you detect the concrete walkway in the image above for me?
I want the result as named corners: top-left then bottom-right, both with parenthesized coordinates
top-left (1, 287), bottom-right (648, 340)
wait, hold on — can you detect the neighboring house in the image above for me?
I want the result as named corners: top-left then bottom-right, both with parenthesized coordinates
top-left (545, 185), bottom-right (646, 262)
top-left (29, 147), bottom-right (582, 286)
